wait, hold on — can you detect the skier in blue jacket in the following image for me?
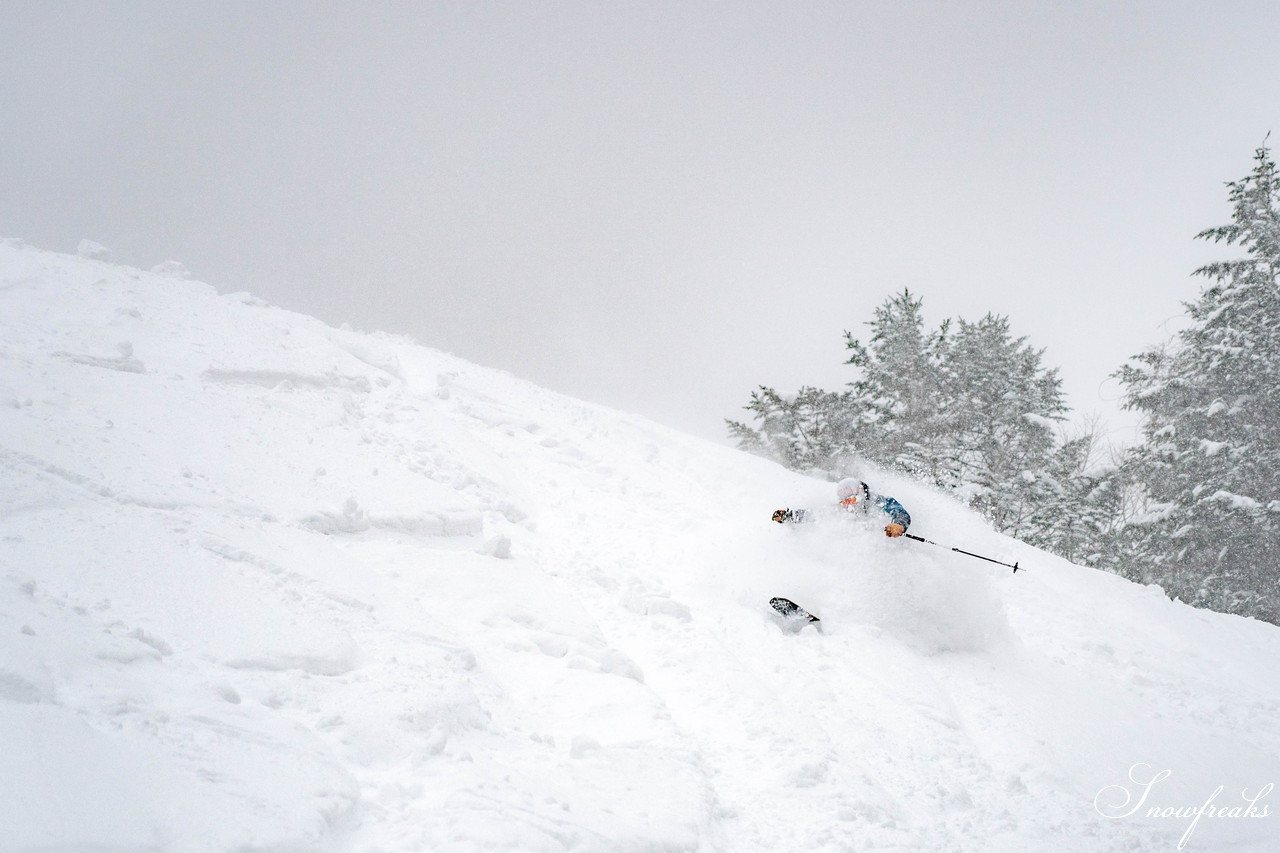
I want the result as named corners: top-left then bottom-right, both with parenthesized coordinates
top-left (772, 477), bottom-right (912, 537)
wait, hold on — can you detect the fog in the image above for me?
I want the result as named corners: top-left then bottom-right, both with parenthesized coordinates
top-left (3, 1), bottom-right (1277, 444)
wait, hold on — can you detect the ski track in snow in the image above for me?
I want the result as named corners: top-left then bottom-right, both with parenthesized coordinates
top-left (1, 241), bottom-right (1279, 852)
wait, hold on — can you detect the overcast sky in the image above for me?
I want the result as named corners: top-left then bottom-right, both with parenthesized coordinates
top-left (3, 2), bottom-right (1277, 448)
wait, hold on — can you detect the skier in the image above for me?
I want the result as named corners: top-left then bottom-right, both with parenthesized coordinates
top-left (771, 477), bottom-right (912, 537)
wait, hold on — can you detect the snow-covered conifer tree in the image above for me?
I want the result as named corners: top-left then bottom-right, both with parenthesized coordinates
top-left (1021, 426), bottom-right (1127, 568)
top-left (842, 289), bottom-right (950, 482)
top-left (725, 385), bottom-right (859, 475)
top-left (1118, 144), bottom-right (1280, 623)
top-left (935, 313), bottom-right (1068, 532)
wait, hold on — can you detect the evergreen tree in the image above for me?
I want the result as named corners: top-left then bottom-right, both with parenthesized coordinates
top-left (842, 289), bottom-right (950, 482)
top-left (726, 289), bottom-right (950, 479)
top-left (1118, 144), bottom-right (1280, 623)
top-left (725, 385), bottom-right (859, 475)
top-left (1021, 425), bottom-right (1127, 568)
top-left (935, 313), bottom-right (1069, 533)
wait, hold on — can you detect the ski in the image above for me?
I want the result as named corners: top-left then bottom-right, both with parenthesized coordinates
top-left (769, 597), bottom-right (823, 634)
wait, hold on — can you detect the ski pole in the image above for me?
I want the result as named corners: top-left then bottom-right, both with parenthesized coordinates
top-left (903, 533), bottom-right (1023, 573)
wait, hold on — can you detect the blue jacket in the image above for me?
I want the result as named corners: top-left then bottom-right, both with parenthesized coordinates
top-left (870, 495), bottom-right (911, 530)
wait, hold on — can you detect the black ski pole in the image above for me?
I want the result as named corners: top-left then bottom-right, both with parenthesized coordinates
top-left (903, 533), bottom-right (1022, 573)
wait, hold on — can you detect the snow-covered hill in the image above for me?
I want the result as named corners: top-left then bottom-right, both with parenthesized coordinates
top-left (2, 239), bottom-right (1278, 852)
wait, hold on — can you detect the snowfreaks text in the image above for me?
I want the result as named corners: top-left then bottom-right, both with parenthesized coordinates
top-left (1094, 763), bottom-right (1273, 849)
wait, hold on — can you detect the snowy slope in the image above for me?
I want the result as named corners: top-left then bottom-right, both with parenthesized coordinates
top-left (1, 239), bottom-right (1278, 853)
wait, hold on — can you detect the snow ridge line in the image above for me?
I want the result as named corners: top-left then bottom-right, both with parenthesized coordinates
top-left (0, 446), bottom-right (266, 518)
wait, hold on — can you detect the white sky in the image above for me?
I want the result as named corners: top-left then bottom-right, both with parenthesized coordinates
top-left (3, 2), bottom-right (1277, 448)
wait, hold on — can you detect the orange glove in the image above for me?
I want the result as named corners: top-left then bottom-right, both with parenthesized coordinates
top-left (885, 523), bottom-right (905, 538)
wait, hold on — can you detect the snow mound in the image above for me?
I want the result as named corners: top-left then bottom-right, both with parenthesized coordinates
top-left (149, 260), bottom-right (191, 278)
top-left (1, 240), bottom-right (1279, 852)
top-left (76, 238), bottom-right (112, 261)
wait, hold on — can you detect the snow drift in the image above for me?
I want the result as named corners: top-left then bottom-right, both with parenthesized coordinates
top-left (1, 240), bottom-right (1278, 852)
